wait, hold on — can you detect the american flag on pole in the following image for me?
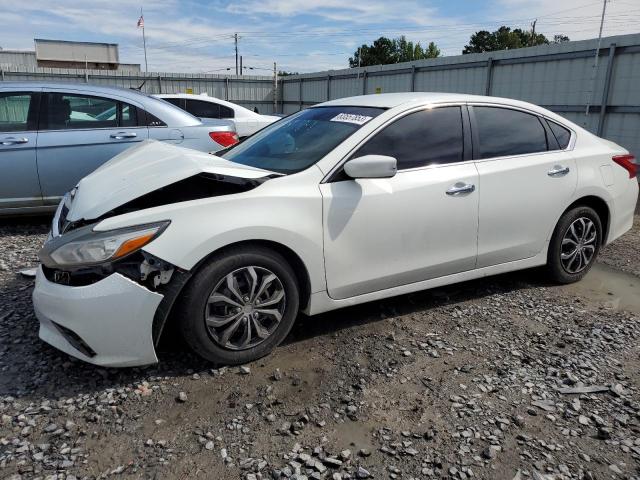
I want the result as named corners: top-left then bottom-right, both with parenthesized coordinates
top-left (137, 15), bottom-right (144, 28)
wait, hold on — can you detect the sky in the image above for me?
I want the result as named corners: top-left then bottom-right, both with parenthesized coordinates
top-left (0, 0), bottom-right (639, 74)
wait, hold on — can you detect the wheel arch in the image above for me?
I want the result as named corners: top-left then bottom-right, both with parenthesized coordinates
top-left (153, 239), bottom-right (313, 347)
top-left (197, 239), bottom-right (313, 311)
top-left (562, 195), bottom-right (611, 245)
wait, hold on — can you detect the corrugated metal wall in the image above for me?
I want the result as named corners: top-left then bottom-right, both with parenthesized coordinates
top-left (0, 51), bottom-right (38, 69)
top-left (0, 67), bottom-right (277, 114)
top-left (2, 33), bottom-right (640, 155)
top-left (281, 33), bottom-right (640, 157)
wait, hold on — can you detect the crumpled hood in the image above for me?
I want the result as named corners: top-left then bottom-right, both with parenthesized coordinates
top-left (66, 140), bottom-right (272, 222)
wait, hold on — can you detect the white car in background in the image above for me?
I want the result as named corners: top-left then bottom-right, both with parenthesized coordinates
top-left (33, 92), bottom-right (638, 368)
top-left (156, 93), bottom-right (280, 139)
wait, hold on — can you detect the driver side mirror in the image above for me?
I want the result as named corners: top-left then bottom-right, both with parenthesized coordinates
top-left (343, 155), bottom-right (397, 179)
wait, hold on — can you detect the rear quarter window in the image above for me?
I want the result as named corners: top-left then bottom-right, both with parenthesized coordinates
top-left (547, 120), bottom-right (572, 149)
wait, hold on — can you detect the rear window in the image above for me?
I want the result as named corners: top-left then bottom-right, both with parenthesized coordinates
top-left (221, 106), bottom-right (385, 174)
top-left (164, 97), bottom-right (185, 109)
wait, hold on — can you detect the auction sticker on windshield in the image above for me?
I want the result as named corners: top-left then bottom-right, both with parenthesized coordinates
top-left (330, 113), bottom-right (373, 125)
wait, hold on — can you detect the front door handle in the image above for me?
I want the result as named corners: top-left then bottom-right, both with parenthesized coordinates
top-left (547, 165), bottom-right (570, 177)
top-left (446, 182), bottom-right (475, 196)
top-left (1, 137), bottom-right (29, 146)
top-left (110, 132), bottom-right (137, 140)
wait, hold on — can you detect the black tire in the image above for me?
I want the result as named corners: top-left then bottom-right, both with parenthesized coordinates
top-left (175, 246), bottom-right (299, 365)
top-left (547, 205), bottom-right (602, 284)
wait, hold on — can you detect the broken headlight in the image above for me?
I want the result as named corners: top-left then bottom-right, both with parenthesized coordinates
top-left (47, 221), bottom-right (170, 267)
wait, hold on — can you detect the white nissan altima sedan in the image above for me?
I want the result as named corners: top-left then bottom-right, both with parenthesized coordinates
top-left (33, 92), bottom-right (638, 367)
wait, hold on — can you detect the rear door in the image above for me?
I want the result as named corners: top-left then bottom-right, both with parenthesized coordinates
top-left (37, 90), bottom-right (148, 204)
top-left (321, 105), bottom-right (479, 299)
top-left (0, 90), bottom-right (42, 210)
top-left (471, 105), bottom-right (577, 267)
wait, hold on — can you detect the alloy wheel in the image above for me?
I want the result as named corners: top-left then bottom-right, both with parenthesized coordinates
top-left (205, 266), bottom-right (286, 350)
top-left (560, 217), bottom-right (598, 274)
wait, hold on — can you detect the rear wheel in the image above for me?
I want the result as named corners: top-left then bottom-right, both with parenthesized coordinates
top-left (175, 246), bottom-right (299, 365)
top-left (547, 206), bottom-right (602, 284)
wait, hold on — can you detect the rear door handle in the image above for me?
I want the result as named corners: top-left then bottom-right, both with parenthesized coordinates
top-left (547, 165), bottom-right (570, 177)
top-left (110, 132), bottom-right (137, 140)
top-left (1, 137), bottom-right (29, 146)
top-left (446, 182), bottom-right (476, 196)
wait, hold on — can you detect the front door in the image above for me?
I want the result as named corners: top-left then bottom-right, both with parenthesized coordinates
top-left (36, 91), bottom-right (147, 204)
top-left (321, 105), bottom-right (479, 300)
top-left (0, 91), bottom-right (42, 210)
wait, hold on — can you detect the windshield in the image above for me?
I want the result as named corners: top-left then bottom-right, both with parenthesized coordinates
top-left (220, 106), bottom-right (384, 174)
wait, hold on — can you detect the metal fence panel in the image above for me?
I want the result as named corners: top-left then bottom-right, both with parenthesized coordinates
top-left (414, 66), bottom-right (486, 94)
top-left (0, 66), bottom-right (276, 113)
top-left (278, 33), bottom-right (640, 157)
top-left (2, 33), bottom-right (640, 153)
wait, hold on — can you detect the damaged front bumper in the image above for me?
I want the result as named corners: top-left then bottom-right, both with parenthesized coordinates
top-left (33, 266), bottom-right (164, 367)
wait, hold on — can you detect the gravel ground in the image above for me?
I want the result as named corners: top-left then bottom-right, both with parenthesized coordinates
top-left (0, 214), bottom-right (639, 480)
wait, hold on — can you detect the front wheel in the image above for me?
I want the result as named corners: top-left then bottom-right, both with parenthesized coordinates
top-left (547, 206), bottom-right (602, 284)
top-left (175, 246), bottom-right (300, 365)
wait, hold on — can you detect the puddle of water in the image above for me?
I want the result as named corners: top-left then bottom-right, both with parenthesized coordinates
top-left (561, 263), bottom-right (640, 314)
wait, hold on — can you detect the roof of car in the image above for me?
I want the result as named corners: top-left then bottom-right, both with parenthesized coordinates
top-left (0, 81), bottom-right (151, 98)
top-left (318, 92), bottom-right (543, 111)
top-left (0, 81), bottom-right (204, 126)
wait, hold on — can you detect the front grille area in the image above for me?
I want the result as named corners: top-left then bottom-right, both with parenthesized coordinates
top-left (51, 321), bottom-right (97, 358)
top-left (42, 265), bottom-right (107, 286)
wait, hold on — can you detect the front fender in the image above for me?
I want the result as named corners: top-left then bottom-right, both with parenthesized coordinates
top-left (94, 170), bottom-right (326, 294)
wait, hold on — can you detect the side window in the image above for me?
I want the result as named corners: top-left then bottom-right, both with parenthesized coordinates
top-left (219, 105), bottom-right (235, 118)
top-left (547, 120), bottom-right (571, 149)
top-left (474, 107), bottom-right (548, 159)
top-left (164, 97), bottom-right (184, 109)
top-left (354, 107), bottom-right (464, 170)
top-left (0, 93), bottom-right (34, 132)
top-left (185, 99), bottom-right (220, 119)
top-left (138, 108), bottom-right (167, 127)
top-left (42, 93), bottom-right (118, 130)
top-left (119, 103), bottom-right (138, 127)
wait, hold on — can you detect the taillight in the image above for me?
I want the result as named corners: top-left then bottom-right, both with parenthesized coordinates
top-left (209, 131), bottom-right (239, 147)
top-left (612, 154), bottom-right (637, 179)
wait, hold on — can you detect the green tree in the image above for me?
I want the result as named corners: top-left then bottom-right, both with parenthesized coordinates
top-left (462, 26), bottom-right (567, 54)
top-left (425, 41), bottom-right (441, 58)
top-left (349, 36), bottom-right (440, 68)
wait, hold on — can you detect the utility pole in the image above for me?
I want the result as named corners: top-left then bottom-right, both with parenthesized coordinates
top-left (585, 0), bottom-right (608, 118)
top-left (240, 55), bottom-right (243, 76)
top-left (234, 33), bottom-right (239, 75)
top-left (273, 61), bottom-right (278, 113)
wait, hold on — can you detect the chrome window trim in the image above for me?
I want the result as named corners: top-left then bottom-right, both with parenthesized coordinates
top-left (321, 101), bottom-right (469, 183)
top-left (37, 126), bottom-right (148, 133)
top-left (0, 129), bottom-right (37, 135)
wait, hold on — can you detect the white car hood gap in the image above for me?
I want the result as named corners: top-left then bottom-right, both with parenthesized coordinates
top-left (66, 140), bottom-right (272, 222)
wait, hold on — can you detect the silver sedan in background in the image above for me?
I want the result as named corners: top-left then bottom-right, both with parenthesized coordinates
top-left (0, 82), bottom-right (239, 215)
